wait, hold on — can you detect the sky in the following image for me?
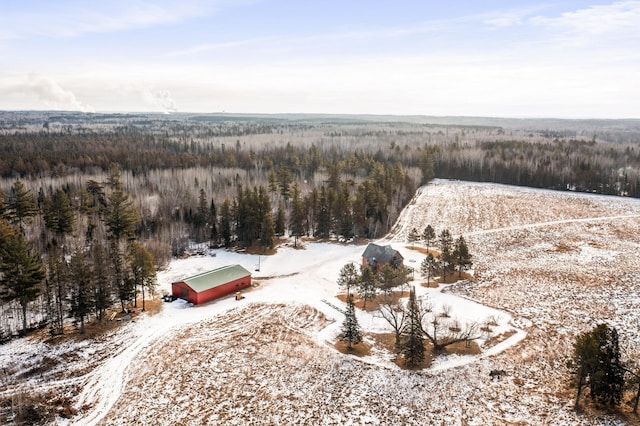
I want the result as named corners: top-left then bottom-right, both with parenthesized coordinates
top-left (0, 0), bottom-right (638, 118)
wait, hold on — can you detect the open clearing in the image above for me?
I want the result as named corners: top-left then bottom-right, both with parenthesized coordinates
top-left (2, 179), bottom-right (640, 425)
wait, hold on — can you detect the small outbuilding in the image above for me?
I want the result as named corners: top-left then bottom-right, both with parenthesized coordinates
top-left (172, 264), bottom-right (251, 305)
top-left (361, 243), bottom-right (404, 271)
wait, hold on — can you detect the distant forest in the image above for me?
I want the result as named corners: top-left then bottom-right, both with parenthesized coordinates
top-left (0, 111), bottom-right (639, 339)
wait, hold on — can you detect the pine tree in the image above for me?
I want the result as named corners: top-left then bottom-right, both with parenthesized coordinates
top-left (340, 294), bottom-right (362, 351)
top-left (68, 248), bottom-right (93, 335)
top-left (278, 167), bottom-right (292, 201)
top-left (337, 262), bottom-right (360, 297)
top-left (401, 286), bottom-right (425, 368)
top-left (219, 199), bottom-right (232, 247)
top-left (4, 180), bottom-right (38, 233)
top-left (438, 229), bottom-right (454, 281)
top-left (407, 227), bottom-right (420, 246)
top-left (209, 198), bottom-right (218, 244)
top-left (452, 236), bottom-right (473, 278)
top-left (0, 221), bottom-right (45, 334)
top-left (43, 188), bottom-right (76, 236)
top-left (569, 323), bottom-right (625, 409)
top-left (315, 186), bottom-right (331, 238)
top-left (289, 183), bottom-right (305, 247)
top-left (259, 212), bottom-right (275, 250)
top-left (128, 242), bottom-right (156, 311)
top-left (91, 241), bottom-right (112, 322)
top-left (422, 225), bottom-right (435, 253)
top-left (274, 201), bottom-right (286, 236)
top-left (105, 189), bottom-right (139, 242)
top-left (357, 265), bottom-right (377, 309)
top-left (420, 253), bottom-right (438, 286)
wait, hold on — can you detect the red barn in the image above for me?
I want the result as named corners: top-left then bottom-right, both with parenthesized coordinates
top-left (171, 264), bottom-right (251, 305)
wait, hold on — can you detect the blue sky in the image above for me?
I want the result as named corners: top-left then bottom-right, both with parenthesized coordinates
top-left (0, 0), bottom-right (638, 117)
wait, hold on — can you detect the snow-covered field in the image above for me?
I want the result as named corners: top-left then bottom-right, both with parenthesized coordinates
top-left (3, 179), bottom-right (640, 425)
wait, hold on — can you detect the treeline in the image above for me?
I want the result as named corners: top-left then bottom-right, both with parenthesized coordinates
top-left (434, 138), bottom-right (640, 196)
top-left (0, 171), bottom-right (157, 340)
top-left (0, 153), bottom-right (418, 339)
top-left (1, 116), bottom-right (640, 198)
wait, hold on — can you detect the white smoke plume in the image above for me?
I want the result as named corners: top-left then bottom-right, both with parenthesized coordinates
top-left (142, 89), bottom-right (178, 113)
top-left (0, 75), bottom-right (95, 112)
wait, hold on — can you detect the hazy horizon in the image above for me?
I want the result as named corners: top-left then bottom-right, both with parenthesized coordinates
top-left (1, 1), bottom-right (638, 119)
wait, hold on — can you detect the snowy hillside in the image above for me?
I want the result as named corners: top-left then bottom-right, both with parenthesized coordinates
top-left (3, 180), bottom-right (640, 425)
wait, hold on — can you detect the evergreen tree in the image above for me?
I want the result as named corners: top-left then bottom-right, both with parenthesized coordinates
top-left (422, 224), bottom-right (436, 253)
top-left (340, 294), bottom-right (362, 351)
top-left (337, 262), bottom-right (360, 297)
top-left (105, 188), bottom-right (139, 242)
top-left (44, 246), bottom-right (67, 335)
top-left (438, 229), bottom-right (454, 281)
top-left (259, 212), bottom-right (275, 250)
top-left (401, 286), bottom-right (425, 367)
top-left (209, 198), bottom-right (218, 244)
top-left (68, 248), bottom-right (93, 335)
top-left (274, 201), bottom-right (286, 236)
top-left (289, 183), bottom-right (305, 247)
top-left (0, 221), bottom-right (45, 334)
top-left (569, 323), bottom-right (625, 409)
top-left (4, 180), bottom-right (38, 233)
top-left (43, 188), bottom-right (76, 236)
top-left (91, 241), bottom-right (112, 322)
top-left (407, 227), bottom-right (420, 246)
top-left (219, 199), bottom-right (232, 247)
top-left (110, 240), bottom-right (132, 313)
top-left (419, 150), bottom-right (435, 184)
top-left (315, 186), bottom-right (331, 238)
top-left (267, 168), bottom-right (279, 197)
top-left (278, 167), bottom-right (292, 201)
top-left (452, 236), bottom-right (473, 278)
top-left (128, 242), bottom-right (156, 311)
top-left (420, 253), bottom-right (438, 286)
top-left (357, 265), bottom-right (377, 309)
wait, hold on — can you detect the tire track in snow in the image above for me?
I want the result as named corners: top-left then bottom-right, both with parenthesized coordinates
top-left (72, 303), bottom-right (275, 425)
top-left (463, 213), bottom-right (640, 237)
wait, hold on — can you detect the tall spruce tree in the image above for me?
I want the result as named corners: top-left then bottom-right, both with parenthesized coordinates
top-left (337, 262), bottom-right (360, 297)
top-left (569, 323), bottom-right (625, 409)
top-left (68, 248), bottom-right (93, 335)
top-left (43, 188), bottom-right (75, 237)
top-left (407, 227), bottom-right (420, 246)
top-left (357, 265), bottom-right (377, 309)
top-left (4, 180), bottom-right (38, 233)
top-left (128, 242), bottom-right (156, 311)
top-left (420, 253), bottom-right (438, 286)
top-left (422, 225), bottom-right (435, 253)
top-left (0, 221), bottom-right (45, 334)
top-left (401, 286), bottom-right (425, 368)
top-left (289, 183), bottom-right (305, 247)
top-left (91, 241), bottom-right (111, 322)
top-left (340, 294), bottom-right (362, 351)
top-left (438, 229), bottom-right (454, 281)
top-left (452, 236), bottom-right (473, 278)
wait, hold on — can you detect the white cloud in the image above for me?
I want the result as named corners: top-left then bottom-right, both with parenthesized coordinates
top-left (0, 75), bottom-right (95, 112)
top-left (0, 0), bottom-right (216, 39)
top-left (530, 1), bottom-right (640, 43)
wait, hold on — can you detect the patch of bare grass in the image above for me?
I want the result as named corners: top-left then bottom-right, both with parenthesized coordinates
top-left (336, 290), bottom-right (407, 312)
top-left (333, 340), bottom-right (371, 357)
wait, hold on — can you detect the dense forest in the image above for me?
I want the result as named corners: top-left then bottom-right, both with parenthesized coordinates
top-left (1, 111), bottom-right (639, 339)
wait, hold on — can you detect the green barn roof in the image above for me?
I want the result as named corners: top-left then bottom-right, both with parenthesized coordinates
top-left (177, 264), bottom-right (251, 293)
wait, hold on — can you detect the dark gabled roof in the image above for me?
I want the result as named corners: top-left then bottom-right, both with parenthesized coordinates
top-left (362, 243), bottom-right (403, 263)
top-left (174, 264), bottom-right (251, 293)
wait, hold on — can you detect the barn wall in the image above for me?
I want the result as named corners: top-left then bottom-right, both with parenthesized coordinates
top-left (196, 275), bottom-right (251, 305)
top-left (172, 282), bottom-right (197, 303)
